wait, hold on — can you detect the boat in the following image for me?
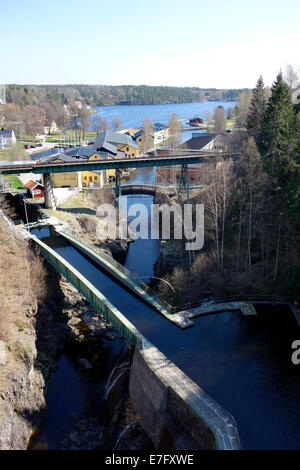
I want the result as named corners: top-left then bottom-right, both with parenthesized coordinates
top-left (189, 117), bottom-right (204, 127)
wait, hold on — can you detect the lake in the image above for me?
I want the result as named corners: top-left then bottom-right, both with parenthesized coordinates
top-left (92, 100), bottom-right (235, 130)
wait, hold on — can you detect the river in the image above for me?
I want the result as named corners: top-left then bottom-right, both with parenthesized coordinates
top-left (26, 101), bottom-right (300, 450)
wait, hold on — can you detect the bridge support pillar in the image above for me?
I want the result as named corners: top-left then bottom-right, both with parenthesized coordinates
top-left (115, 169), bottom-right (122, 205)
top-left (44, 172), bottom-right (56, 210)
top-left (179, 164), bottom-right (189, 201)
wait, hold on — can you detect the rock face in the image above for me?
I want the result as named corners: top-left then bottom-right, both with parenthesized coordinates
top-left (103, 239), bottom-right (129, 264)
top-left (153, 240), bottom-right (184, 277)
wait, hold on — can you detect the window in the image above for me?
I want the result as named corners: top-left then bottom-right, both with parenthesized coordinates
top-left (84, 176), bottom-right (87, 180)
top-left (94, 176), bottom-right (97, 181)
top-left (127, 147), bottom-right (129, 151)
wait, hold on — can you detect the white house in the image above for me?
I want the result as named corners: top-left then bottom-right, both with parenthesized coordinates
top-left (0, 128), bottom-right (16, 148)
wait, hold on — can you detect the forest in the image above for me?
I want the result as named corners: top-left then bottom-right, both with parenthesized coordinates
top-left (157, 73), bottom-right (300, 306)
top-left (5, 84), bottom-right (244, 107)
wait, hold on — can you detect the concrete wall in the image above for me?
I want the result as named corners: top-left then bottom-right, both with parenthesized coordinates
top-left (130, 338), bottom-right (241, 450)
top-left (53, 187), bottom-right (79, 206)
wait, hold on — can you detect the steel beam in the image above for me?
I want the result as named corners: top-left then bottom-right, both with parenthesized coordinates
top-left (179, 164), bottom-right (189, 201)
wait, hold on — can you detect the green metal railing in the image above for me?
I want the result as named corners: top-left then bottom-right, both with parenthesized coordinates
top-left (31, 234), bottom-right (143, 346)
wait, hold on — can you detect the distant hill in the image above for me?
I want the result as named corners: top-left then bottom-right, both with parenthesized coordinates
top-left (6, 84), bottom-right (245, 107)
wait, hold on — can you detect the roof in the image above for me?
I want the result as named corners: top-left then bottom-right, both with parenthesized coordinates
top-left (100, 130), bottom-right (139, 149)
top-left (42, 153), bottom-right (87, 164)
top-left (64, 147), bottom-right (96, 158)
top-left (133, 129), bottom-right (144, 139)
top-left (0, 129), bottom-right (15, 138)
top-left (154, 122), bottom-right (167, 131)
top-left (24, 180), bottom-right (43, 190)
top-left (30, 147), bottom-right (66, 161)
top-left (91, 132), bottom-right (118, 155)
top-left (180, 133), bottom-right (217, 150)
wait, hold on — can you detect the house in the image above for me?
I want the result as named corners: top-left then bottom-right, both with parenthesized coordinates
top-left (180, 132), bottom-right (243, 153)
top-left (179, 133), bottom-right (217, 151)
top-left (132, 123), bottom-right (169, 152)
top-left (41, 149), bottom-right (112, 189)
top-left (0, 128), bottom-right (16, 148)
top-left (44, 121), bottom-right (58, 135)
top-left (153, 123), bottom-right (169, 145)
top-left (92, 130), bottom-right (139, 158)
top-left (24, 180), bottom-right (44, 198)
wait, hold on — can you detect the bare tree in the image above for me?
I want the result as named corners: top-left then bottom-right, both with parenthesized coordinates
top-left (168, 113), bottom-right (181, 152)
top-left (284, 64), bottom-right (299, 89)
top-left (23, 105), bottom-right (45, 138)
top-left (112, 117), bottom-right (122, 131)
top-left (93, 115), bottom-right (103, 135)
top-left (142, 114), bottom-right (154, 154)
top-left (99, 118), bottom-right (110, 132)
top-left (204, 161), bottom-right (234, 270)
top-left (235, 90), bottom-right (252, 128)
top-left (79, 105), bottom-right (92, 140)
top-left (213, 106), bottom-right (226, 133)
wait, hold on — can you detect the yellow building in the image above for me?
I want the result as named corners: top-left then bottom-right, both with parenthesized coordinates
top-left (81, 151), bottom-right (108, 187)
top-left (93, 130), bottom-right (139, 159)
top-left (43, 150), bottom-right (110, 188)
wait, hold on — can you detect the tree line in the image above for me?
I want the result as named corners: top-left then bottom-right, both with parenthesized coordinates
top-left (5, 84), bottom-right (245, 107)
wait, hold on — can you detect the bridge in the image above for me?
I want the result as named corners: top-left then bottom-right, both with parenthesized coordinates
top-left (0, 152), bottom-right (239, 209)
top-left (0, 152), bottom-right (239, 175)
top-left (120, 184), bottom-right (157, 196)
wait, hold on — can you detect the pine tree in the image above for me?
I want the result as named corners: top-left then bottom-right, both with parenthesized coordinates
top-left (260, 73), bottom-right (296, 188)
top-left (247, 75), bottom-right (267, 144)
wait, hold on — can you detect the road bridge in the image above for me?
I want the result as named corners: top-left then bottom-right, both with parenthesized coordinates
top-left (0, 151), bottom-right (239, 208)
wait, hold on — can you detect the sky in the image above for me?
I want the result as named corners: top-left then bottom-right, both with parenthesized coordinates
top-left (0, 0), bottom-right (299, 89)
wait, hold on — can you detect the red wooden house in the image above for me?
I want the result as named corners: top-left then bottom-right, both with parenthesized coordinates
top-left (24, 180), bottom-right (44, 198)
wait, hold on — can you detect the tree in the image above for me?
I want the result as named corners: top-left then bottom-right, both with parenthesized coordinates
top-left (235, 90), bottom-right (252, 128)
top-left (142, 115), bottom-right (154, 154)
top-left (236, 137), bottom-right (267, 275)
top-left (168, 113), bottom-right (181, 152)
top-left (247, 76), bottom-right (267, 144)
top-left (204, 160), bottom-right (234, 270)
top-left (213, 106), bottom-right (226, 133)
top-left (112, 117), bottom-right (122, 131)
top-left (93, 115), bottom-right (104, 135)
top-left (23, 105), bottom-right (45, 138)
top-left (260, 73), bottom-right (296, 187)
top-left (79, 105), bottom-right (91, 140)
top-left (284, 64), bottom-right (299, 89)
